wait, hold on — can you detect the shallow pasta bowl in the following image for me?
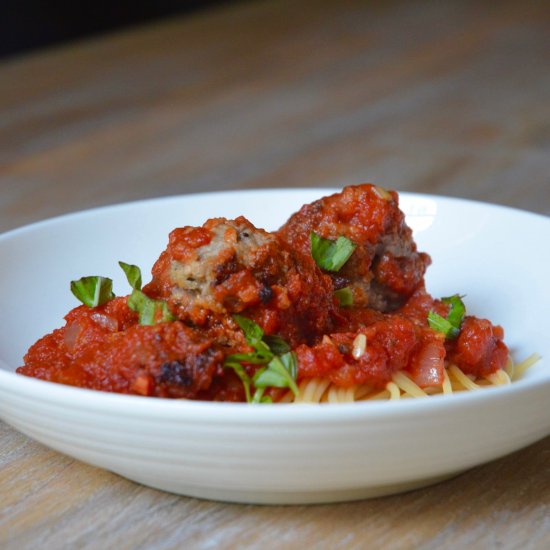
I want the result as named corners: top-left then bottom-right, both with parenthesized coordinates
top-left (0, 189), bottom-right (548, 504)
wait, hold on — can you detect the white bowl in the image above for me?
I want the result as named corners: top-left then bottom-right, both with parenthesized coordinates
top-left (0, 189), bottom-right (548, 504)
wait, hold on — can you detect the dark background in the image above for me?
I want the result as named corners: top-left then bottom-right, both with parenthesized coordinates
top-left (2, 0), bottom-right (233, 59)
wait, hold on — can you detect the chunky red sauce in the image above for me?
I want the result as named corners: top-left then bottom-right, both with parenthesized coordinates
top-left (18, 185), bottom-right (509, 400)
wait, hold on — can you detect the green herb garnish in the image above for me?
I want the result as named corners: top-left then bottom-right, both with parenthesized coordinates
top-left (233, 314), bottom-right (265, 348)
top-left (225, 315), bottom-right (299, 403)
top-left (310, 232), bottom-right (356, 272)
top-left (251, 352), bottom-right (299, 403)
top-left (70, 261), bottom-right (174, 326)
top-left (428, 294), bottom-right (466, 339)
top-left (334, 286), bottom-right (353, 307)
top-left (127, 290), bottom-right (175, 325)
top-left (427, 311), bottom-right (458, 338)
top-left (263, 334), bottom-right (291, 355)
top-left (119, 261), bottom-right (175, 325)
top-left (443, 294), bottom-right (465, 329)
top-left (71, 276), bottom-right (115, 307)
top-left (119, 261), bottom-right (142, 291)
top-left (222, 360), bottom-right (252, 403)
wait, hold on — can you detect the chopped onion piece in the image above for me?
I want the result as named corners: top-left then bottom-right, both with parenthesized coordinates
top-left (352, 333), bottom-right (367, 359)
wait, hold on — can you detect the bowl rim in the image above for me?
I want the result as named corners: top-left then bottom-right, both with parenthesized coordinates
top-left (1, 364), bottom-right (548, 424)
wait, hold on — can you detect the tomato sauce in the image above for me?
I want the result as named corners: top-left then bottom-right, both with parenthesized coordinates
top-left (17, 185), bottom-right (509, 400)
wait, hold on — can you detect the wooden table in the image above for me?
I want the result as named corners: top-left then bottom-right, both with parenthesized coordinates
top-left (1, 0), bottom-right (549, 548)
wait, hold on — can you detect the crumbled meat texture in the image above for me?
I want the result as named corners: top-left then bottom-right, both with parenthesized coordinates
top-left (144, 216), bottom-right (336, 347)
top-left (277, 184), bottom-right (431, 311)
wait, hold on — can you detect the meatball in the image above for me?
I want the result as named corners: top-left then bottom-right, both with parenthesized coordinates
top-left (145, 216), bottom-right (336, 347)
top-left (277, 184), bottom-right (430, 311)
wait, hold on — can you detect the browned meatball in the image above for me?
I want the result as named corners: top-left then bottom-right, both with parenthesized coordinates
top-left (277, 184), bottom-right (430, 311)
top-left (145, 216), bottom-right (336, 346)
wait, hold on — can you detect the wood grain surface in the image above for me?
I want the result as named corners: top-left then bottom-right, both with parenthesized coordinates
top-left (1, 0), bottom-right (549, 548)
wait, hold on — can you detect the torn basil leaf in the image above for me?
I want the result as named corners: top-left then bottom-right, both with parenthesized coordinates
top-left (225, 315), bottom-right (298, 403)
top-left (334, 287), bottom-right (353, 307)
top-left (71, 276), bottom-right (115, 308)
top-left (128, 289), bottom-right (175, 325)
top-left (119, 261), bottom-right (174, 325)
top-left (233, 314), bottom-right (264, 348)
top-left (224, 350), bottom-right (273, 365)
top-left (224, 360), bottom-right (252, 403)
top-left (442, 294), bottom-right (466, 330)
top-left (119, 261), bottom-right (142, 291)
top-left (428, 311), bottom-right (459, 339)
top-left (310, 232), bottom-right (356, 272)
top-left (428, 294), bottom-right (465, 339)
top-left (253, 352), bottom-right (299, 395)
top-left (263, 334), bottom-right (291, 355)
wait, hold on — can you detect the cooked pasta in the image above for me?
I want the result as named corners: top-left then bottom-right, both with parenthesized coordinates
top-left (278, 354), bottom-right (539, 404)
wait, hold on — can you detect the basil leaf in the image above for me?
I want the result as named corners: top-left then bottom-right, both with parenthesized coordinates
top-left (428, 311), bottom-right (460, 339)
top-left (442, 294), bottom-right (465, 329)
top-left (71, 276), bottom-right (115, 307)
top-left (253, 364), bottom-right (285, 389)
top-left (250, 388), bottom-right (273, 404)
top-left (227, 315), bottom-right (297, 403)
top-left (263, 334), bottom-right (291, 355)
top-left (428, 294), bottom-right (466, 339)
top-left (251, 387), bottom-right (266, 404)
top-left (253, 352), bottom-right (299, 396)
top-left (310, 232), bottom-right (356, 272)
top-left (119, 261), bottom-right (142, 290)
top-left (334, 287), bottom-right (353, 307)
top-left (224, 360), bottom-right (252, 403)
top-left (233, 314), bottom-right (264, 347)
top-left (128, 289), bottom-right (175, 325)
top-left (284, 351), bottom-right (298, 381)
top-left (225, 350), bottom-right (273, 365)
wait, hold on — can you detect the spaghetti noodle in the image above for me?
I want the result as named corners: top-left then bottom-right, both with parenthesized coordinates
top-left (278, 354), bottom-right (539, 404)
